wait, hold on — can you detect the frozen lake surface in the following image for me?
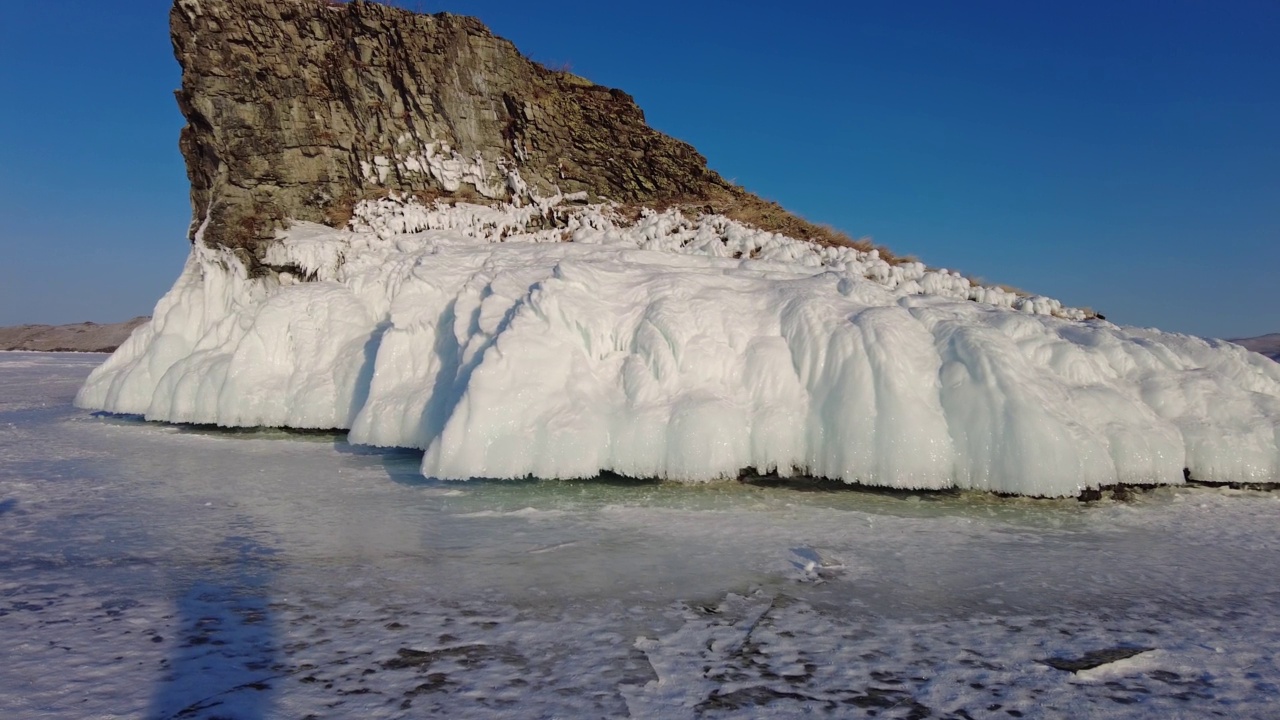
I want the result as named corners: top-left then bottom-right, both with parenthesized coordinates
top-left (4, 352), bottom-right (1279, 718)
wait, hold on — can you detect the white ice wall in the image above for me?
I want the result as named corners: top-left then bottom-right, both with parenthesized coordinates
top-left (77, 199), bottom-right (1280, 496)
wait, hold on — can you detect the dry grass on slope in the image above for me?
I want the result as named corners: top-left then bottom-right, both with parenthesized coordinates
top-left (320, 184), bottom-right (1052, 305)
top-left (688, 190), bottom-right (1048, 304)
top-left (614, 186), bottom-right (910, 265)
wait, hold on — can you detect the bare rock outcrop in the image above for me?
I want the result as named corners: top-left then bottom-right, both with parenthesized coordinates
top-left (172, 0), bottom-right (842, 268)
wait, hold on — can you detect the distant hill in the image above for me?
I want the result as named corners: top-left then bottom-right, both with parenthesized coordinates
top-left (1232, 333), bottom-right (1280, 362)
top-left (0, 317), bottom-right (148, 353)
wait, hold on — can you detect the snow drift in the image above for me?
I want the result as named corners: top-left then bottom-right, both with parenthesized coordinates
top-left (77, 197), bottom-right (1280, 496)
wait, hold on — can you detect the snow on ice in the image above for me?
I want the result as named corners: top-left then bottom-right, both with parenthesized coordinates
top-left (8, 354), bottom-right (1280, 717)
top-left (76, 195), bottom-right (1280, 496)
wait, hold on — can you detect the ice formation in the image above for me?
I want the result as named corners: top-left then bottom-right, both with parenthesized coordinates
top-left (77, 196), bottom-right (1280, 496)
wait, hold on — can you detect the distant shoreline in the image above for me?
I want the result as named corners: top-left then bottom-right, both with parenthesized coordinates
top-left (0, 349), bottom-right (113, 355)
top-left (1231, 333), bottom-right (1280, 362)
top-left (0, 317), bottom-right (148, 353)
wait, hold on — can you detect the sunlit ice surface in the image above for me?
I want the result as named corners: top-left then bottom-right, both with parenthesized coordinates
top-left (76, 200), bottom-right (1280, 497)
top-left (6, 352), bottom-right (1280, 717)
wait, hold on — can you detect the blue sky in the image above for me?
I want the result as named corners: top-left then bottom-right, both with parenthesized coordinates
top-left (1, 1), bottom-right (1276, 338)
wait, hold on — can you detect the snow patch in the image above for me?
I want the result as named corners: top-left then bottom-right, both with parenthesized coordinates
top-left (360, 140), bottom-right (508, 199)
top-left (1073, 650), bottom-right (1167, 682)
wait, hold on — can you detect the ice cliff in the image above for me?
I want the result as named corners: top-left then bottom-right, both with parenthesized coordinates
top-left (76, 0), bottom-right (1280, 496)
top-left (78, 196), bottom-right (1280, 496)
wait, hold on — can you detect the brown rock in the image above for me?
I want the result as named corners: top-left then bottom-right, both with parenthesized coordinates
top-left (173, 0), bottom-right (836, 268)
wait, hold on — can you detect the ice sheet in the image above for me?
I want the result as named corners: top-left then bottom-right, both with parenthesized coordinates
top-left (9, 354), bottom-right (1280, 717)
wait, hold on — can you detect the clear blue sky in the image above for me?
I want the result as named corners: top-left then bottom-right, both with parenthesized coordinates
top-left (1, 1), bottom-right (1276, 338)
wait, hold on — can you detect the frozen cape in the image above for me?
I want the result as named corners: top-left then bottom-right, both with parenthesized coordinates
top-left (78, 197), bottom-right (1280, 497)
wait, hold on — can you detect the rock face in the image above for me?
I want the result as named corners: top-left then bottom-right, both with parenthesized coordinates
top-left (172, 0), bottom-right (826, 266)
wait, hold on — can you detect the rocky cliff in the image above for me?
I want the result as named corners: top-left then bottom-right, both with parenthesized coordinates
top-left (172, 0), bottom-right (847, 267)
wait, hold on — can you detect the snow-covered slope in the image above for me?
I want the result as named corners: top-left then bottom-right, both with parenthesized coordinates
top-left (77, 197), bottom-right (1280, 496)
